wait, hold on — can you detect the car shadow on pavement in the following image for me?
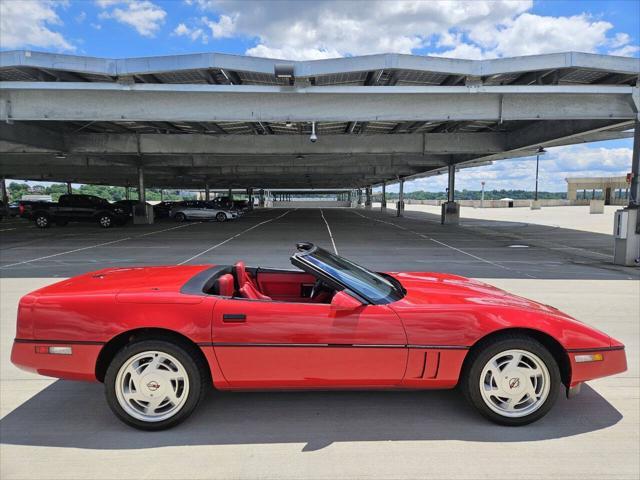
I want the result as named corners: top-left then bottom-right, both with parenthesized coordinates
top-left (0, 380), bottom-right (622, 451)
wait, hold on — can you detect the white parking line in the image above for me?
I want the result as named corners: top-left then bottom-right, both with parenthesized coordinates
top-left (177, 210), bottom-right (293, 265)
top-left (0, 237), bottom-right (132, 269)
top-left (351, 210), bottom-right (536, 278)
top-left (0, 222), bottom-right (204, 269)
top-left (0, 228), bottom-right (16, 232)
top-left (320, 209), bottom-right (339, 255)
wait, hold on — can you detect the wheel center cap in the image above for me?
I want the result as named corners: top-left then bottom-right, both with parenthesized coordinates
top-left (140, 375), bottom-right (166, 398)
top-left (502, 371), bottom-right (525, 394)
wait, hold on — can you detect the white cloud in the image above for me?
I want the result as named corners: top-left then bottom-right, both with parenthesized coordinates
top-left (401, 143), bottom-right (634, 193)
top-left (173, 22), bottom-right (207, 42)
top-left (0, 0), bottom-right (74, 50)
top-left (97, 0), bottom-right (166, 37)
top-left (204, 13), bottom-right (236, 38)
top-left (183, 0), bottom-right (638, 60)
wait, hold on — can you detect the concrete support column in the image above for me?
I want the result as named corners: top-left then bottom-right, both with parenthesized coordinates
top-left (357, 189), bottom-right (362, 206)
top-left (204, 183), bottom-right (210, 201)
top-left (365, 186), bottom-right (372, 209)
top-left (125, 186), bottom-right (130, 200)
top-left (133, 165), bottom-right (153, 224)
top-left (137, 165), bottom-right (145, 204)
top-left (1, 177), bottom-right (8, 204)
top-left (442, 164), bottom-right (460, 224)
top-left (396, 179), bottom-right (404, 217)
top-left (228, 188), bottom-right (233, 200)
top-left (160, 189), bottom-right (164, 202)
top-left (381, 182), bottom-right (387, 209)
top-left (614, 119), bottom-right (640, 266)
top-left (259, 189), bottom-right (265, 207)
top-left (66, 182), bottom-right (72, 195)
top-left (247, 188), bottom-right (253, 209)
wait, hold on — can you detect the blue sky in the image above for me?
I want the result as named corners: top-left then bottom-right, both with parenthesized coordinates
top-left (1, 0), bottom-right (638, 192)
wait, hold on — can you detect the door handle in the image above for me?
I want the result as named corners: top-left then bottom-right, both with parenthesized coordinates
top-left (223, 313), bottom-right (246, 322)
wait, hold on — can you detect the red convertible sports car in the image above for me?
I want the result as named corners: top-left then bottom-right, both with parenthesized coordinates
top-left (12, 242), bottom-right (626, 430)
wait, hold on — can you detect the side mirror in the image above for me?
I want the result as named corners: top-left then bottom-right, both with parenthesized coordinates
top-left (330, 291), bottom-right (363, 312)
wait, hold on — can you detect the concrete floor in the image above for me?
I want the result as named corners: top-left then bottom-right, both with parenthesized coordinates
top-left (1, 207), bottom-right (638, 479)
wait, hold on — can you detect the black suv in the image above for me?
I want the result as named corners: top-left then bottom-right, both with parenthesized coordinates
top-left (31, 194), bottom-right (129, 228)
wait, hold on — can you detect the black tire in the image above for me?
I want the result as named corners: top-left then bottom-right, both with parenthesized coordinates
top-left (215, 212), bottom-right (227, 222)
top-left (97, 213), bottom-right (113, 228)
top-left (174, 212), bottom-right (187, 222)
top-left (104, 339), bottom-right (209, 431)
top-left (460, 334), bottom-right (560, 426)
top-left (34, 213), bottom-right (50, 229)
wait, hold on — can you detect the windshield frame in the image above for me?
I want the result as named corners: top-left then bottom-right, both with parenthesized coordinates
top-left (291, 244), bottom-right (404, 305)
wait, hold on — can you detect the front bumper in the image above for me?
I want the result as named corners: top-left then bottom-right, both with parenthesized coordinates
top-left (568, 346), bottom-right (627, 388)
top-left (11, 340), bottom-right (102, 382)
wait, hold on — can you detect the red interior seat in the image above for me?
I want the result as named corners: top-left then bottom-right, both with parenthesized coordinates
top-left (234, 261), bottom-right (271, 300)
top-left (217, 274), bottom-right (235, 297)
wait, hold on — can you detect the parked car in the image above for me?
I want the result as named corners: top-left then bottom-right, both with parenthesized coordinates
top-left (7, 201), bottom-right (21, 217)
top-left (30, 194), bottom-right (129, 228)
top-left (170, 201), bottom-right (237, 222)
top-left (153, 201), bottom-right (175, 219)
top-left (10, 242), bottom-right (626, 430)
top-left (210, 196), bottom-right (247, 214)
top-left (0, 200), bottom-right (7, 221)
top-left (17, 200), bottom-right (54, 220)
top-left (113, 200), bottom-right (151, 220)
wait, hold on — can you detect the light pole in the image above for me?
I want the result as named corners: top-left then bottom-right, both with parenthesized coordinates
top-left (534, 147), bottom-right (546, 201)
top-left (480, 181), bottom-right (485, 208)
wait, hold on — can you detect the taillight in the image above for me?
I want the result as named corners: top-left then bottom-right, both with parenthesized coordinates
top-left (19, 204), bottom-right (24, 214)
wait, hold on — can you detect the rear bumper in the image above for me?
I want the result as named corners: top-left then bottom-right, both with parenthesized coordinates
top-left (568, 346), bottom-right (627, 388)
top-left (11, 340), bottom-right (102, 382)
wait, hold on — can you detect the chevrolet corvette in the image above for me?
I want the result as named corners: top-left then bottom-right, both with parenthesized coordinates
top-left (11, 242), bottom-right (626, 430)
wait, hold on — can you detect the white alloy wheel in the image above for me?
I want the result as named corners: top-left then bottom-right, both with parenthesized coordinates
top-left (115, 350), bottom-right (190, 423)
top-left (479, 349), bottom-right (551, 418)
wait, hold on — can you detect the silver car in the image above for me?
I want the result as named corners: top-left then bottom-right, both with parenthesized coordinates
top-left (170, 201), bottom-right (237, 222)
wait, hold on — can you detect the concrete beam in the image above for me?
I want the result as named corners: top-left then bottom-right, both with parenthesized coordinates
top-left (1, 83), bottom-right (635, 122)
top-left (0, 122), bottom-right (66, 152)
top-left (65, 132), bottom-right (506, 155)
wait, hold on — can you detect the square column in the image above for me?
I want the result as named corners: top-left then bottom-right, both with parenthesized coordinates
top-left (133, 165), bottom-right (154, 224)
top-left (441, 164), bottom-right (460, 224)
top-left (396, 179), bottom-right (404, 217)
top-left (381, 182), bottom-right (387, 209)
top-left (613, 119), bottom-right (640, 266)
top-left (365, 186), bottom-right (372, 209)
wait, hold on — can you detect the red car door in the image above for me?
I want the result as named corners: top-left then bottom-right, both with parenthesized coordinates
top-left (211, 298), bottom-right (408, 389)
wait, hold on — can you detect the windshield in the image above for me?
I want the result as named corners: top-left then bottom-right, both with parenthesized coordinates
top-left (299, 247), bottom-right (403, 304)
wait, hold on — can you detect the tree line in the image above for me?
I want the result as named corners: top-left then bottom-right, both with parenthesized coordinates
top-left (379, 189), bottom-right (566, 200)
top-left (6, 182), bottom-right (190, 202)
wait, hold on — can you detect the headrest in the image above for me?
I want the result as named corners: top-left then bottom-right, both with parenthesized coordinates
top-left (234, 261), bottom-right (248, 287)
top-left (217, 274), bottom-right (235, 297)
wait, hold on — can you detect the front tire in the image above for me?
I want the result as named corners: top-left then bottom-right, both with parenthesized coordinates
top-left (174, 212), bottom-right (187, 222)
top-left (104, 340), bottom-right (208, 430)
top-left (461, 335), bottom-right (560, 426)
top-left (215, 212), bottom-right (227, 222)
top-left (97, 213), bottom-right (113, 228)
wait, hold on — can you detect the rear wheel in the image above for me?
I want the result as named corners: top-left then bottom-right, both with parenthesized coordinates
top-left (97, 214), bottom-right (113, 228)
top-left (461, 335), bottom-right (560, 426)
top-left (34, 214), bottom-right (50, 228)
top-left (104, 340), bottom-right (207, 430)
top-left (215, 212), bottom-right (227, 222)
top-left (174, 212), bottom-right (187, 222)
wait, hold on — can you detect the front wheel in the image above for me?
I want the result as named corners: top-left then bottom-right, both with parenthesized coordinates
top-left (174, 212), bottom-right (187, 222)
top-left (104, 340), bottom-right (208, 430)
top-left (97, 214), bottom-right (113, 228)
top-left (215, 212), bottom-right (227, 222)
top-left (461, 335), bottom-right (560, 426)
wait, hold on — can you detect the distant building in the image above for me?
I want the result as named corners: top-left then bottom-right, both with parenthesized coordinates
top-left (565, 176), bottom-right (629, 205)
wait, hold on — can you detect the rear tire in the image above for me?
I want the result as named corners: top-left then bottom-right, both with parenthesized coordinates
top-left (215, 212), bottom-right (227, 222)
top-left (104, 339), bottom-right (208, 431)
top-left (174, 212), bottom-right (187, 222)
top-left (461, 334), bottom-right (560, 426)
top-left (34, 214), bottom-right (50, 229)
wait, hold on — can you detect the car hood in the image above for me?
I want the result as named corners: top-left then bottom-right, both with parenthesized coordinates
top-left (30, 265), bottom-right (211, 296)
top-left (389, 272), bottom-right (570, 317)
